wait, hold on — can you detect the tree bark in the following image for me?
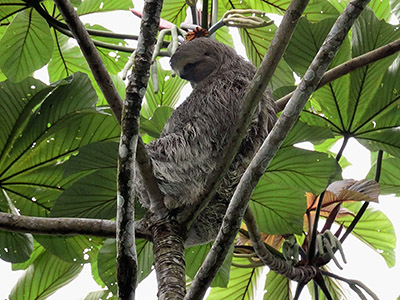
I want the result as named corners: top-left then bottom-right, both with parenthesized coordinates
top-left (152, 219), bottom-right (186, 300)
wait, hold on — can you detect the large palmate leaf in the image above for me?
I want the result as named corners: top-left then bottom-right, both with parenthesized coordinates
top-left (338, 202), bottom-right (396, 267)
top-left (8, 250), bottom-right (83, 300)
top-left (0, 8), bottom-right (53, 82)
top-left (207, 256), bottom-right (265, 300)
top-left (0, 73), bottom-right (120, 217)
top-left (297, 9), bottom-right (400, 157)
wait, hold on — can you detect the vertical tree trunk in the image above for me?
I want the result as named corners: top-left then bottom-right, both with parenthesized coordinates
top-left (152, 219), bottom-right (186, 300)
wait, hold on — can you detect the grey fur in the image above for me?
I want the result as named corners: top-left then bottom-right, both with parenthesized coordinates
top-left (136, 37), bottom-right (277, 246)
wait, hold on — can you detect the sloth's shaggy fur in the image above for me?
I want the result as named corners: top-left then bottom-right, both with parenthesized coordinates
top-left (136, 37), bottom-right (277, 246)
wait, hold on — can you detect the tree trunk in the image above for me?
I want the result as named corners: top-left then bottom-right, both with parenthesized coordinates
top-left (152, 218), bottom-right (186, 300)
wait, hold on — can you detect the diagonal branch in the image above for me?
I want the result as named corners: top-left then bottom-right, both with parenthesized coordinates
top-left (184, 1), bottom-right (310, 298)
top-left (186, 0), bottom-right (371, 298)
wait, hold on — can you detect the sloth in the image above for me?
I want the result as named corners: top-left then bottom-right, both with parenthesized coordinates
top-left (136, 37), bottom-right (277, 246)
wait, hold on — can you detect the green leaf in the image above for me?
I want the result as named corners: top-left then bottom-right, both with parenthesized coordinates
top-left (85, 24), bottom-right (129, 74)
top-left (97, 239), bottom-right (117, 294)
top-left (283, 121), bottom-right (334, 147)
top-left (0, 73), bottom-right (120, 216)
top-left (12, 242), bottom-right (45, 270)
top-left (0, 9), bottom-right (53, 82)
top-left (185, 243), bottom-right (233, 288)
top-left (0, 0), bottom-right (27, 20)
top-left (35, 235), bottom-right (103, 264)
top-left (0, 77), bottom-right (48, 169)
top-left (143, 60), bottom-right (187, 119)
top-left (250, 182), bottom-right (306, 235)
top-left (160, 0), bottom-right (188, 27)
top-left (264, 147), bottom-right (341, 194)
top-left (0, 230), bottom-right (33, 263)
top-left (48, 33), bottom-right (91, 81)
top-left (97, 238), bottom-right (153, 294)
top-left (141, 106), bottom-right (174, 138)
top-left (9, 251), bottom-right (83, 300)
top-left (239, 25), bottom-right (295, 90)
top-left (207, 256), bottom-right (265, 300)
top-left (263, 271), bottom-right (292, 300)
top-left (338, 202), bottom-right (396, 267)
top-left (367, 157), bottom-right (400, 196)
top-left (64, 141), bottom-right (118, 177)
top-left (51, 169), bottom-right (116, 219)
top-left (77, 0), bottom-right (132, 15)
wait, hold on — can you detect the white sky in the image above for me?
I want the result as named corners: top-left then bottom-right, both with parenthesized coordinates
top-left (1, 4), bottom-right (399, 300)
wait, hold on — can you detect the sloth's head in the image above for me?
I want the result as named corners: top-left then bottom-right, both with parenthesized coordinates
top-left (170, 37), bottom-right (237, 84)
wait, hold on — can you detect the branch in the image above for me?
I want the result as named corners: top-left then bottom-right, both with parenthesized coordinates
top-left (275, 38), bottom-right (400, 111)
top-left (186, 0), bottom-right (371, 298)
top-left (0, 212), bottom-right (115, 237)
top-left (117, 0), bottom-right (166, 297)
top-left (0, 212), bottom-right (149, 240)
top-left (52, 0), bottom-right (124, 123)
top-left (185, 1), bottom-right (309, 298)
top-left (244, 208), bottom-right (317, 280)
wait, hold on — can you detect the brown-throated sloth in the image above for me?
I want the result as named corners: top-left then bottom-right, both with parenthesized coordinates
top-left (136, 37), bottom-right (277, 246)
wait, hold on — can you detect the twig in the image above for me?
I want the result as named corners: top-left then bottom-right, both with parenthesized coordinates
top-left (321, 270), bottom-right (379, 300)
top-left (184, 1), bottom-right (310, 298)
top-left (244, 208), bottom-right (317, 280)
top-left (276, 38), bottom-right (400, 111)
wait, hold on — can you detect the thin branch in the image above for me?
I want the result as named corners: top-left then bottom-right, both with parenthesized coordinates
top-left (275, 38), bottom-right (400, 111)
top-left (185, 1), bottom-right (310, 298)
top-left (52, 0), bottom-right (124, 122)
top-left (244, 208), bottom-right (317, 280)
top-left (321, 270), bottom-right (379, 300)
